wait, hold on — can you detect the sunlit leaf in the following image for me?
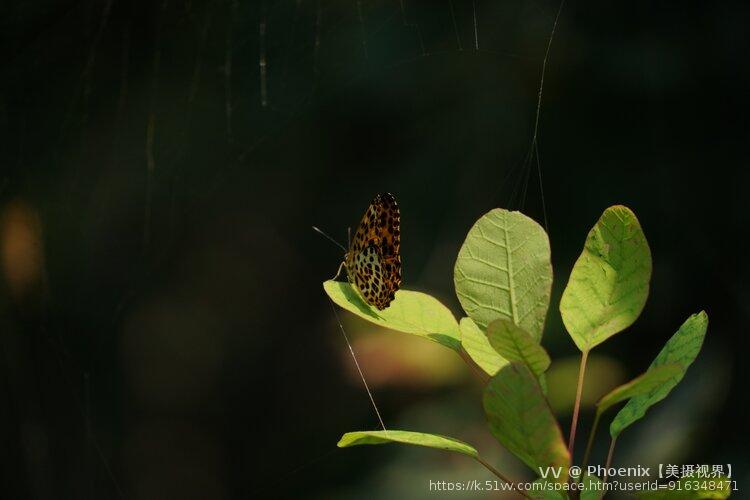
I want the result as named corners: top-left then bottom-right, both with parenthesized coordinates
top-left (483, 362), bottom-right (570, 482)
top-left (487, 318), bottom-right (550, 377)
top-left (337, 430), bottom-right (478, 458)
top-left (637, 475), bottom-right (731, 499)
top-left (324, 281), bottom-right (461, 351)
top-left (460, 317), bottom-right (508, 376)
top-left (559, 205), bottom-right (652, 351)
top-left (596, 364), bottom-right (681, 415)
top-left (454, 209), bottom-right (552, 340)
top-left (610, 311), bottom-right (708, 438)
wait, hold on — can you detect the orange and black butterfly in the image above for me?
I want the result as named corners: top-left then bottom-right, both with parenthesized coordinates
top-left (343, 193), bottom-right (402, 310)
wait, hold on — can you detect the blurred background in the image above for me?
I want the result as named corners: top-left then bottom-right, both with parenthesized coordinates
top-left (1, 0), bottom-right (748, 498)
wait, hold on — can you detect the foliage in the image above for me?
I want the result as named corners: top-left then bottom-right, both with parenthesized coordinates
top-left (610, 312), bottom-right (708, 438)
top-left (559, 206), bottom-right (652, 352)
top-left (325, 206), bottom-right (715, 499)
top-left (338, 430), bottom-right (478, 458)
top-left (454, 209), bottom-right (552, 338)
top-left (483, 362), bottom-right (570, 483)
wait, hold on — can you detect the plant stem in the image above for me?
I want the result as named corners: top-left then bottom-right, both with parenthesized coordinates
top-left (567, 349), bottom-right (589, 459)
top-left (459, 348), bottom-right (490, 384)
top-left (602, 436), bottom-right (617, 484)
top-left (475, 457), bottom-right (532, 499)
top-left (581, 410), bottom-right (601, 470)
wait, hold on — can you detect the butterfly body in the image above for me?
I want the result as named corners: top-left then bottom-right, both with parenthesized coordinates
top-left (344, 193), bottom-right (402, 310)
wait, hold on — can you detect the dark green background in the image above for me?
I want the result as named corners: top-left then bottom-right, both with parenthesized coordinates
top-left (1, 0), bottom-right (748, 498)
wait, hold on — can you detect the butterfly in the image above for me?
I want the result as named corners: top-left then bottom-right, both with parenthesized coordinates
top-left (343, 193), bottom-right (402, 310)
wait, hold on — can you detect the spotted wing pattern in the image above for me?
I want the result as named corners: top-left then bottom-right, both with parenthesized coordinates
top-left (345, 193), bottom-right (402, 310)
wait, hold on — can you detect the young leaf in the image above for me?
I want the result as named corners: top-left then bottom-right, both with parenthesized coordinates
top-left (460, 317), bottom-right (508, 376)
top-left (610, 311), bottom-right (708, 438)
top-left (596, 364), bottom-right (681, 415)
top-left (487, 319), bottom-right (551, 377)
top-left (454, 209), bottom-right (552, 340)
top-left (337, 430), bottom-right (478, 458)
top-left (324, 280), bottom-right (461, 351)
top-left (636, 475), bottom-right (731, 499)
top-left (559, 205), bottom-right (652, 351)
top-left (483, 362), bottom-right (570, 482)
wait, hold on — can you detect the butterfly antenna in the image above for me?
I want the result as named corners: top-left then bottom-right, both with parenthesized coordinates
top-left (327, 297), bottom-right (388, 434)
top-left (312, 226), bottom-right (347, 252)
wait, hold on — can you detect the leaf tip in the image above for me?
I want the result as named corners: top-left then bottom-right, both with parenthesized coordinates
top-left (605, 204), bottom-right (636, 218)
top-left (686, 310), bottom-right (709, 332)
top-left (336, 432), bottom-right (355, 448)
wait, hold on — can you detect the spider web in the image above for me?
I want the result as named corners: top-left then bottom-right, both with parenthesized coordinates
top-left (67, 0), bottom-right (561, 225)
top-left (0, 0), bottom-right (564, 228)
top-left (253, 0), bottom-right (557, 225)
top-left (1, 0), bottom-right (565, 496)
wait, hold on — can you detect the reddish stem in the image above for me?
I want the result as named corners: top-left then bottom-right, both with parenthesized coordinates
top-left (567, 349), bottom-right (589, 458)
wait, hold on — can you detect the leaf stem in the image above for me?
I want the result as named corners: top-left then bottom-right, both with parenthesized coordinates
top-left (602, 436), bottom-right (617, 484)
top-left (581, 409), bottom-right (601, 470)
top-left (567, 349), bottom-right (589, 458)
top-left (459, 348), bottom-right (490, 384)
top-left (475, 457), bottom-right (532, 499)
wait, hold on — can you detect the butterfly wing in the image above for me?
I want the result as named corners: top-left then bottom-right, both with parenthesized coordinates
top-left (350, 244), bottom-right (394, 310)
top-left (346, 193), bottom-right (402, 310)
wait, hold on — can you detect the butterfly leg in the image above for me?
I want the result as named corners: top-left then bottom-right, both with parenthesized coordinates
top-left (330, 260), bottom-right (345, 281)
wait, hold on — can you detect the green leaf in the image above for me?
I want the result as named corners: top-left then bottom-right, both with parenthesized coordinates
top-left (483, 362), bottom-right (570, 482)
top-left (596, 364), bottom-right (682, 415)
top-left (538, 373), bottom-right (548, 395)
top-left (559, 205), bottom-right (652, 351)
top-left (337, 430), bottom-right (478, 458)
top-left (487, 319), bottom-right (551, 377)
top-left (637, 475), bottom-right (731, 499)
top-left (581, 475), bottom-right (604, 500)
top-left (324, 280), bottom-right (461, 351)
top-left (610, 311), bottom-right (708, 438)
top-left (454, 209), bottom-right (552, 340)
top-left (460, 317), bottom-right (508, 375)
